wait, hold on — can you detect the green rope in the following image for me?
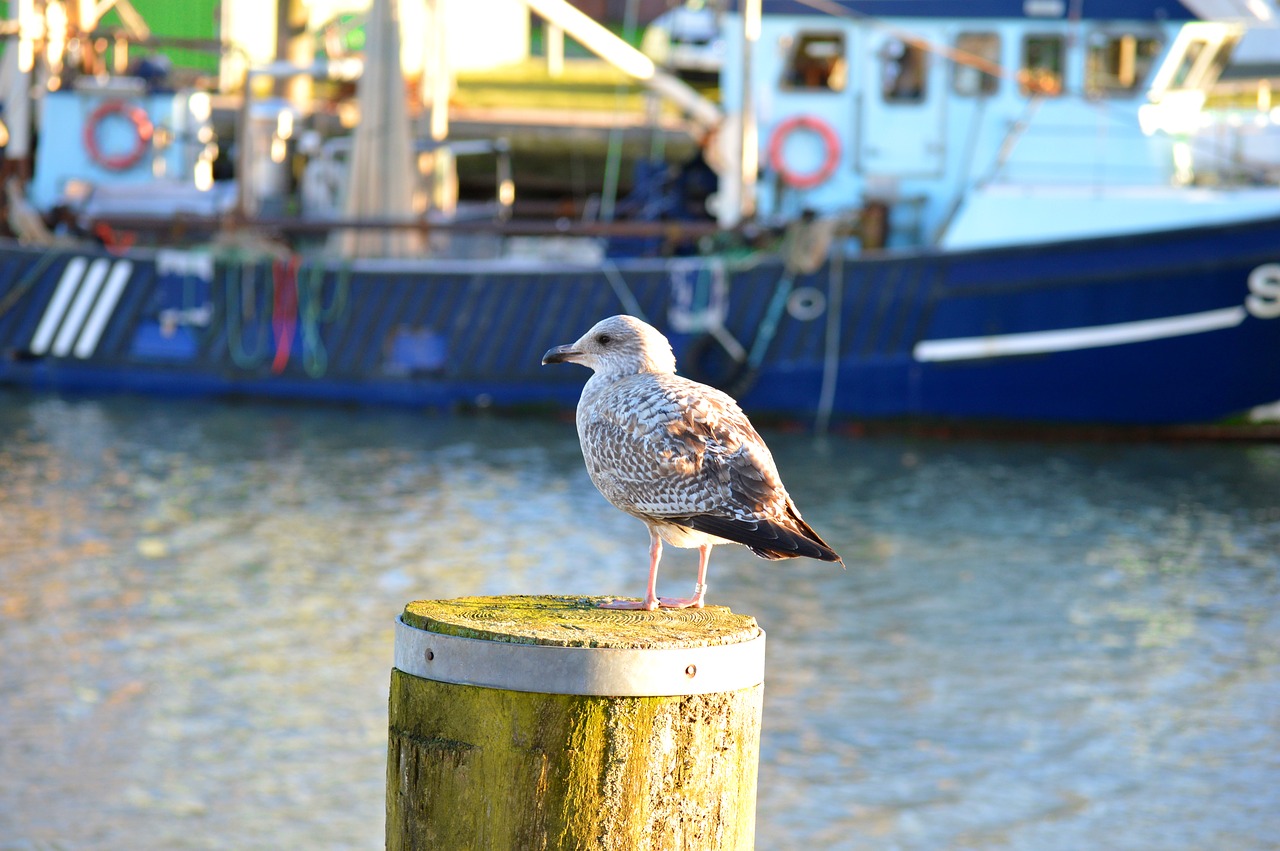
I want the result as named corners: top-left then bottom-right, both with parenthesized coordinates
top-left (746, 269), bottom-right (795, 369)
top-left (722, 229), bottom-right (808, 387)
top-left (315, 261), bottom-right (350, 322)
top-left (225, 260), bottom-right (270, 369)
top-left (708, 256), bottom-right (796, 398)
top-left (298, 261), bottom-right (351, 378)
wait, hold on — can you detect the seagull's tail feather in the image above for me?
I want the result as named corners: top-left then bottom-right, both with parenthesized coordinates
top-left (677, 511), bottom-right (843, 564)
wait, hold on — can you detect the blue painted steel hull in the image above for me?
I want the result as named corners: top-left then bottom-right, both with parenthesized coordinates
top-left (2, 215), bottom-right (1279, 425)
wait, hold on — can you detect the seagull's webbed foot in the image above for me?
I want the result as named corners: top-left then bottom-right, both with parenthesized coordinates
top-left (658, 580), bottom-right (708, 609)
top-left (598, 597), bottom-right (659, 611)
top-left (656, 596), bottom-right (704, 609)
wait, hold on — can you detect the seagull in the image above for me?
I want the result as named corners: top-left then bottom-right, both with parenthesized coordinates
top-left (542, 314), bottom-right (842, 611)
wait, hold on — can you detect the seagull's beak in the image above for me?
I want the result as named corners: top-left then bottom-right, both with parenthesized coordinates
top-left (541, 344), bottom-right (581, 366)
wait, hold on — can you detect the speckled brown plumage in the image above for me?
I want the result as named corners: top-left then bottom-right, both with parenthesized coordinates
top-left (543, 315), bottom-right (842, 611)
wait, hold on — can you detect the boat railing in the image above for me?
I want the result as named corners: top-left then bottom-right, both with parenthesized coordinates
top-left (72, 211), bottom-right (729, 252)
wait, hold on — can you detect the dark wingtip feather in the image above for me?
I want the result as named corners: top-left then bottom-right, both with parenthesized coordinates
top-left (677, 514), bottom-right (843, 564)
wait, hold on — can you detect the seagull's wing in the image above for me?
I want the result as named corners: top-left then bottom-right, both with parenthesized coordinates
top-left (581, 373), bottom-right (840, 562)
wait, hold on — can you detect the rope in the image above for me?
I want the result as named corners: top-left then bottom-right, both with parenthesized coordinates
top-left (602, 260), bottom-right (647, 321)
top-left (708, 265), bottom-right (793, 398)
top-left (298, 262), bottom-right (327, 378)
top-left (225, 260), bottom-right (270, 369)
top-left (746, 269), bottom-right (795, 371)
top-left (271, 256), bottom-right (299, 374)
top-left (791, 0), bottom-right (1159, 117)
top-left (815, 250), bottom-right (844, 434)
top-left (315, 262), bottom-right (350, 323)
top-left (297, 261), bottom-right (351, 378)
top-left (792, 0), bottom-right (1028, 87)
top-left (716, 221), bottom-right (835, 396)
top-left (599, 0), bottom-right (642, 223)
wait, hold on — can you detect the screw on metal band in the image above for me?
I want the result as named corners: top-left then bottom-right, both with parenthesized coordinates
top-left (393, 615), bottom-right (765, 697)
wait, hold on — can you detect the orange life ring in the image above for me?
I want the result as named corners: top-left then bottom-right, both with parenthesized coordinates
top-left (768, 115), bottom-right (841, 190)
top-left (84, 100), bottom-right (154, 171)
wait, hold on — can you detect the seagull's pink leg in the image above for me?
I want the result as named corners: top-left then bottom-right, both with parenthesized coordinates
top-left (600, 527), bottom-right (663, 611)
top-left (658, 543), bottom-right (711, 609)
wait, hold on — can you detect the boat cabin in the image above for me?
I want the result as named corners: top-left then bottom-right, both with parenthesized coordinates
top-left (718, 0), bottom-right (1255, 248)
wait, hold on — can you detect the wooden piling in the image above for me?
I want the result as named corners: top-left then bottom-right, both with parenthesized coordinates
top-left (386, 595), bottom-right (766, 851)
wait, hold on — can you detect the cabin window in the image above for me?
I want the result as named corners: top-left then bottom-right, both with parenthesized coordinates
top-left (1166, 36), bottom-right (1236, 91)
top-left (1170, 39), bottom-right (1208, 88)
top-left (783, 31), bottom-right (847, 91)
top-left (1085, 32), bottom-right (1162, 96)
top-left (1019, 34), bottom-right (1064, 96)
top-left (953, 32), bottom-right (1000, 96)
top-left (880, 38), bottom-right (927, 103)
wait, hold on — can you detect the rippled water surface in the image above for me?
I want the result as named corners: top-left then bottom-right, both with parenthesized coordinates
top-left (1, 392), bottom-right (1278, 849)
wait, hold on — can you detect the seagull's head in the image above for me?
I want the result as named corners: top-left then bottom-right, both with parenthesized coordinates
top-left (542, 315), bottom-right (677, 377)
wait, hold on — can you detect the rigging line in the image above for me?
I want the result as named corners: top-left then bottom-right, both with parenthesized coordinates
top-left (787, 0), bottom-right (1168, 119)
top-left (0, 251), bottom-right (60, 320)
top-left (981, 95), bottom-right (1045, 186)
top-left (789, 0), bottom-right (1014, 82)
top-left (747, 268), bottom-right (795, 369)
top-left (226, 260), bottom-right (270, 369)
top-left (601, 0), bottom-right (642, 223)
top-left (271, 255), bottom-right (299, 375)
top-left (932, 93), bottom-right (989, 243)
top-left (815, 247), bottom-right (844, 435)
top-left (298, 262), bottom-right (329, 378)
top-left (601, 260), bottom-right (648, 321)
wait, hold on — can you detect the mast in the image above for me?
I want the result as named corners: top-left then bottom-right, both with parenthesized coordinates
top-left (739, 0), bottom-right (759, 223)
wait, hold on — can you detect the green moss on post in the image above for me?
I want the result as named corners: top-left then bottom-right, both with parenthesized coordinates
top-left (387, 595), bottom-right (765, 850)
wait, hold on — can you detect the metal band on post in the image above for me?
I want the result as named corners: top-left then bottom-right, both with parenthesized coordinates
top-left (394, 614), bottom-right (766, 697)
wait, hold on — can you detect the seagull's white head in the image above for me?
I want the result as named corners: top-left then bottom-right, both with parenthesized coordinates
top-left (542, 315), bottom-right (677, 378)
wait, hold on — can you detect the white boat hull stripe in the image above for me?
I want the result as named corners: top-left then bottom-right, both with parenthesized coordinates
top-left (29, 257), bottom-right (89, 355)
top-left (52, 258), bottom-right (112, 357)
top-left (74, 260), bottom-right (133, 358)
top-left (913, 306), bottom-right (1248, 362)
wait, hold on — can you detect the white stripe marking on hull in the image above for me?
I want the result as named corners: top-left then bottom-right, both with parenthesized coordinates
top-left (913, 306), bottom-right (1248, 363)
top-left (29, 257), bottom-right (88, 354)
top-left (52, 258), bottom-right (112, 357)
top-left (74, 260), bottom-right (133, 358)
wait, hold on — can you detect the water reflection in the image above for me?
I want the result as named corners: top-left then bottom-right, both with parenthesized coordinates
top-left (1, 393), bottom-right (1277, 849)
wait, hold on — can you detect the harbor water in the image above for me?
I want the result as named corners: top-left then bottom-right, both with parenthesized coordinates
top-left (1, 392), bottom-right (1277, 849)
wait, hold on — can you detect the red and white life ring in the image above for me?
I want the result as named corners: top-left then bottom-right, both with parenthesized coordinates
top-left (83, 100), bottom-right (154, 171)
top-left (768, 114), bottom-right (841, 190)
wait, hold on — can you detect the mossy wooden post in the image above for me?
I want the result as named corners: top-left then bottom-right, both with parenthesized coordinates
top-left (387, 595), bottom-right (765, 850)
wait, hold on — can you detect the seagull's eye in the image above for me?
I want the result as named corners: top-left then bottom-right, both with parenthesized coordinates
top-left (596, 334), bottom-right (612, 346)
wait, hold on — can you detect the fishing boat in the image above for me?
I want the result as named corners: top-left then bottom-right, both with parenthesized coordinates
top-left (1, 0), bottom-right (1278, 428)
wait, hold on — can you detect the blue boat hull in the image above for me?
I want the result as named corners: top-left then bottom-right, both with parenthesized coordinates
top-left (2, 215), bottom-right (1279, 425)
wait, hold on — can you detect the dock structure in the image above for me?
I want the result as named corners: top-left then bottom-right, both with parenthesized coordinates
top-left (387, 595), bottom-right (766, 850)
